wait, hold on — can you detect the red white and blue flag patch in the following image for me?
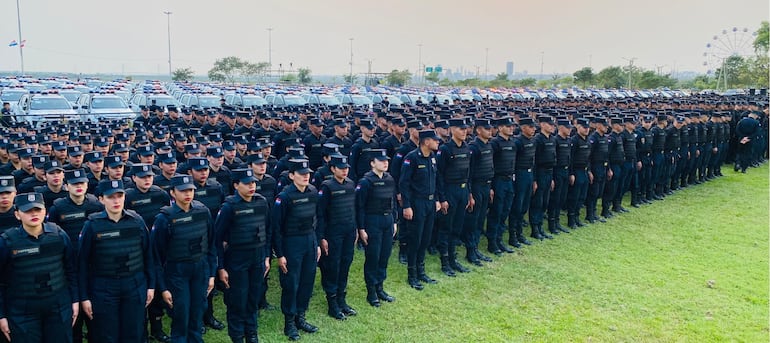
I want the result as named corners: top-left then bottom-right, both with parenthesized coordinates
top-left (275, 197), bottom-right (282, 205)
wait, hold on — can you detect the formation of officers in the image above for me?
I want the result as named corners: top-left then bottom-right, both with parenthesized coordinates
top-left (0, 92), bottom-right (766, 343)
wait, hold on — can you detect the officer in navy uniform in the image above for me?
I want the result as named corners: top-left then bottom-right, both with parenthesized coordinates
top-left (152, 175), bottom-right (217, 343)
top-left (214, 168), bottom-right (270, 343)
top-left (399, 130), bottom-right (442, 290)
top-left (391, 120), bottom-right (421, 265)
top-left (303, 118), bottom-right (327, 170)
top-left (511, 117), bottom-right (536, 245)
top-left (77, 179), bottom-right (156, 343)
top-left (636, 115), bottom-right (654, 203)
top-left (585, 118), bottom-right (610, 223)
top-left (208, 146), bottom-right (233, 196)
top-left (530, 116), bottom-right (557, 240)
top-left (601, 117), bottom-right (625, 219)
top-left (355, 149), bottom-right (396, 307)
top-left (463, 118), bottom-right (495, 266)
top-left (0, 193), bottom-right (78, 343)
top-left (487, 117), bottom-right (517, 254)
top-left (436, 118), bottom-right (472, 277)
top-left (271, 159), bottom-right (320, 341)
top-left (348, 118), bottom-right (380, 182)
top-left (327, 119), bottom-right (353, 157)
top-left (316, 155), bottom-right (358, 320)
top-left (0, 177), bottom-right (19, 234)
top-left (618, 116), bottom-right (641, 208)
top-left (650, 115), bottom-right (667, 199)
top-left (35, 160), bottom-right (68, 209)
top-left (547, 119), bottom-right (573, 235)
top-left (16, 154), bottom-right (46, 194)
top-left (310, 144), bottom-right (340, 189)
top-left (566, 118), bottom-right (592, 229)
top-left (154, 152), bottom-right (178, 193)
top-left (123, 163), bottom-right (173, 342)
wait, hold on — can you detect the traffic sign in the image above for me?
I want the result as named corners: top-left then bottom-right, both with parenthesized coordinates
top-left (425, 67), bottom-right (433, 73)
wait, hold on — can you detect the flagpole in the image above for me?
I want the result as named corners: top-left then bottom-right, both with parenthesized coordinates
top-left (15, 0), bottom-right (24, 75)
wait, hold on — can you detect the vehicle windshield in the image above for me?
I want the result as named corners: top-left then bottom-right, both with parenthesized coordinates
top-left (283, 95), bottom-right (307, 106)
top-left (24, 84), bottom-right (46, 92)
top-left (59, 92), bottom-right (81, 102)
top-left (91, 97), bottom-right (128, 109)
top-left (382, 95), bottom-right (403, 105)
top-left (197, 96), bottom-right (221, 108)
top-left (242, 96), bottom-right (267, 107)
top-left (1, 91), bottom-right (26, 102)
top-left (30, 97), bottom-right (72, 110)
top-left (350, 95), bottom-right (373, 106)
top-left (318, 95), bottom-right (341, 106)
top-left (149, 96), bottom-right (181, 108)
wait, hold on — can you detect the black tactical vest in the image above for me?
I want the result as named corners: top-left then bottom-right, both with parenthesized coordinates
top-left (491, 136), bottom-right (515, 177)
top-left (608, 132), bottom-right (625, 164)
top-left (282, 186), bottom-right (318, 236)
top-left (515, 135), bottom-right (536, 170)
top-left (226, 195), bottom-right (268, 251)
top-left (321, 179), bottom-right (356, 228)
top-left (651, 127), bottom-right (666, 151)
top-left (621, 130), bottom-right (637, 161)
top-left (256, 175), bottom-right (277, 201)
top-left (125, 186), bottom-right (169, 228)
top-left (363, 171), bottom-right (395, 215)
top-left (88, 212), bottom-right (145, 277)
top-left (470, 139), bottom-right (494, 182)
top-left (555, 135), bottom-right (571, 167)
top-left (163, 203), bottom-right (210, 263)
top-left (589, 132), bottom-right (609, 164)
top-left (442, 141), bottom-right (471, 183)
top-left (2, 224), bottom-right (66, 298)
top-left (52, 195), bottom-right (103, 242)
top-left (195, 181), bottom-right (224, 217)
top-left (535, 133), bottom-right (557, 169)
top-left (571, 135), bottom-right (591, 169)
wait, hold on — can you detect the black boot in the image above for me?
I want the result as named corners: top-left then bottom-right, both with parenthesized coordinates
top-left (517, 228), bottom-right (532, 245)
top-left (475, 248), bottom-right (493, 262)
top-left (487, 238), bottom-right (502, 256)
top-left (407, 267), bottom-right (423, 290)
top-left (295, 312), bottom-right (319, 334)
top-left (498, 240), bottom-right (514, 253)
top-left (449, 247), bottom-right (470, 273)
top-left (150, 316), bottom-right (171, 343)
top-left (366, 285), bottom-right (380, 307)
top-left (417, 263), bottom-right (438, 284)
top-left (531, 225), bottom-right (544, 240)
top-left (230, 336), bottom-right (245, 343)
top-left (398, 243), bottom-right (407, 265)
top-left (283, 315), bottom-right (300, 341)
top-left (539, 225), bottom-right (553, 239)
top-left (376, 283), bottom-right (395, 302)
top-left (326, 294), bottom-right (345, 320)
top-left (547, 219), bottom-right (560, 235)
top-left (245, 332), bottom-right (259, 343)
top-left (204, 315), bottom-right (225, 331)
top-left (440, 255), bottom-right (456, 277)
top-left (466, 247), bottom-right (483, 266)
top-left (337, 291), bottom-right (357, 317)
top-left (568, 215), bottom-right (577, 229)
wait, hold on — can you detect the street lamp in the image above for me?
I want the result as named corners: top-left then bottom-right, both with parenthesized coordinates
top-left (267, 28), bottom-right (273, 78)
top-left (163, 11), bottom-right (172, 79)
top-left (484, 48), bottom-right (489, 81)
top-left (349, 38), bottom-right (354, 85)
top-left (15, 0), bottom-right (24, 74)
top-left (418, 43), bottom-right (423, 85)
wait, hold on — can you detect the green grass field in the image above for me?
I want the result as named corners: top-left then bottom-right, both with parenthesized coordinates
top-left (199, 165), bottom-right (769, 342)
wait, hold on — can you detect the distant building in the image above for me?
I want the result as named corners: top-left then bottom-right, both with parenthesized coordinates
top-left (506, 62), bottom-right (514, 80)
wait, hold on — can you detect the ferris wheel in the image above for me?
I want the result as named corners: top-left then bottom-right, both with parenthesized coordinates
top-left (702, 27), bottom-right (757, 75)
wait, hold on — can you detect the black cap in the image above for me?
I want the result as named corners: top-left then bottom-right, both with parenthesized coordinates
top-left (64, 169), bottom-right (89, 184)
top-left (18, 148), bottom-right (35, 158)
top-left (418, 130), bottom-right (440, 141)
top-left (67, 146), bottom-right (83, 156)
top-left (207, 146), bottom-right (224, 158)
top-left (98, 179), bottom-right (125, 196)
top-left (330, 155), bottom-right (350, 169)
top-left (232, 169), bottom-right (258, 184)
top-left (136, 146), bottom-right (154, 157)
top-left (475, 118), bottom-right (493, 128)
top-left (247, 153), bottom-right (267, 165)
top-left (576, 118), bottom-right (590, 128)
top-left (85, 151), bottom-right (104, 163)
top-left (188, 157), bottom-right (209, 170)
top-left (44, 160), bottom-right (64, 173)
top-left (537, 116), bottom-right (554, 124)
top-left (494, 117), bottom-right (514, 127)
top-left (131, 164), bottom-right (155, 177)
top-left (15, 193), bottom-right (45, 212)
top-left (288, 159), bottom-right (312, 174)
top-left (32, 155), bottom-right (50, 169)
top-left (158, 152), bottom-right (177, 164)
top-left (360, 119), bottom-right (375, 129)
top-left (184, 143), bottom-right (201, 154)
top-left (171, 175), bottom-right (196, 191)
top-left (0, 176), bottom-right (15, 193)
top-left (106, 155), bottom-right (124, 168)
top-left (113, 143), bottom-right (129, 153)
top-left (519, 117), bottom-right (535, 126)
top-left (610, 117), bottom-right (623, 125)
top-left (222, 141), bottom-right (236, 151)
top-left (52, 141), bottom-right (67, 151)
top-left (368, 149), bottom-right (390, 161)
top-left (557, 119), bottom-right (572, 128)
top-left (322, 143), bottom-right (340, 157)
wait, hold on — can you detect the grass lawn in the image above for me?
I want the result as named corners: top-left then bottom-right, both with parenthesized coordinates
top-left (198, 164), bottom-right (769, 342)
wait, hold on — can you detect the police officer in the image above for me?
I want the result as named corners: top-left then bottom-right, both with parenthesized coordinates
top-left (463, 118), bottom-right (495, 266)
top-left (355, 149), bottom-right (396, 307)
top-left (530, 116), bottom-right (557, 239)
top-left (547, 119), bottom-right (573, 235)
top-left (348, 118), bottom-right (380, 181)
top-left (566, 118), bottom-right (592, 229)
top-left (650, 115), bottom-right (668, 198)
top-left (155, 152), bottom-right (178, 192)
top-left (152, 175), bottom-right (217, 343)
top-left (435, 118), bottom-right (473, 277)
top-left (0, 177), bottom-right (19, 234)
top-left (487, 116), bottom-right (516, 254)
top-left (617, 116), bottom-right (641, 208)
top-left (316, 155), bottom-right (357, 320)
top-left (271, 159), bottom-right (320, 341)
top-left (215, 169), bottom-right (271, 343)
top-left (78, 179), bottom-right (156, 342)
top-left (601, 117), bottom-right (624, 219)
top-left (636, 115), bottom-right (655, 203)
top-left (392, 120), bottom-right (421, 265)
top-left (47, 168), bottom-right (103, 343)
top-left (511, 117), bottom-right (536, 244)
top-left (399, 130), bottom-right (441, 290)
top-left (586, 118), bottom-right (610, 223)
top-left (208, 146), bottom-right (233, 196)
top-left (0, 193), bottom-right (78, 343)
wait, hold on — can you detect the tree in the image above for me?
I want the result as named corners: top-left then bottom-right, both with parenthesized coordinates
top-left (241, 62), bottom-right (269, 83)
top-left (385, 69), bottom-right (411, 86)
top-left (494, 72), bottom-right (508, 81)
top-left (573, 67), bottom-right (594, 87)
top-left (515, 78), bottom-right (537, 87)
top-left (343, 74), bottom-right (357, 84)
top-left (172, 67), bottom-right (194, 81)
top-left (297, 68), bottom-right (312, 84)
top-left (208, 56), bottom-right (245, 84)
top-left (754, 21), bottom-right (769, 54)
top-left (425, 72), bottom-right (440, 83)
top-left (636, 70), bottom-right (676, 89)
top-left (438, 78), bottom-right (454, 87)
top-left (595, 66), bottom-right (626, 88)
top-left (280, 74), bottom-right (297, 83)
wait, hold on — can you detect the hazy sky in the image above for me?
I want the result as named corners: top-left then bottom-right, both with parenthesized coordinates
top-left (0, 0), bottom-right (767, 77)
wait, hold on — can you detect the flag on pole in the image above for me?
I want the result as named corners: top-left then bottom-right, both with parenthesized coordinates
top-left (19, 40), bottom-right (26, 48)
top-left (8, 40), bottom-right (17, 47)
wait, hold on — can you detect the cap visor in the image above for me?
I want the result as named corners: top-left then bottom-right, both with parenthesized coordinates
top-left (101, 188), bottom-right (126, 196)
top-left (134, 172), bottom-right (155, 178)
top-left (238, 176), bottom-right (258, 184)
top-left (174, 184), bottom-right (196, 191)
top-left (66, 177), bottom-right (89, 184)
top-left (0, 186), bottom-right (15, 193)
top-left (294, 168), bottom-right (313, 175)
top-left (17, 203), bottom-right (45, 212)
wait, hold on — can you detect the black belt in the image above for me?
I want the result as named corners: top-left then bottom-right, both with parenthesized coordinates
top-left (471, 180), bottom-right (492, 185)
top-left (536, 167), bottom-right (554, 172)
top-left (494, 175), bottom-right (513, 180)
top-left (415, 194), bottom-right (434, 200)
top-left (516, 168), bottom-right (533, 173)
top-left (447, 182), bottom-right (467, 188)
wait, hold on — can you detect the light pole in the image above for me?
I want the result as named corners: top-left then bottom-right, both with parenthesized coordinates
top-left (267, 28), bottom-right (273, 78)
top-left (484, 48), bottom-right (489, 81)
top-left (418, 43), bottom-right (423, 85)
top-left (539, 51), bottom-right (544, 79)
top-left (349, 38), bottom-right (354, 85)
top-left (622, 57), bottom-right (636, 89)
top-left (15, 0), bottom-right (24, 74)
top-left (163, 11), bottom-right (172, 78)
